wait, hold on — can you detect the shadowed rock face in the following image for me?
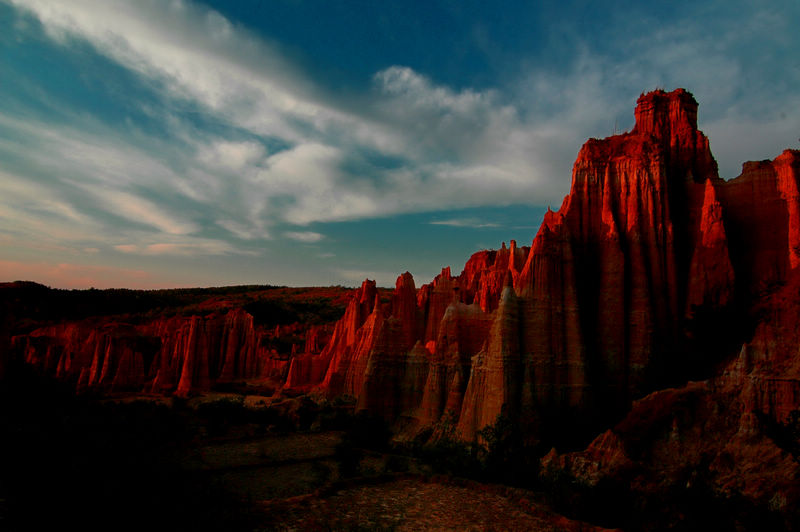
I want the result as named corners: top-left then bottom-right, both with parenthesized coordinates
top-left (11, 91), bottom-right (800, 461)
top-left (536, 112), bottom-right (800, 523)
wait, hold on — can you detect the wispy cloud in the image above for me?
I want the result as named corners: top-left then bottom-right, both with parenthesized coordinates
top-left (7, 0), bottom-right (799, 237)
top-left (197, 141), bottom-right (266, 172)
top-left (429, 218), bottom-right (500, 228)
top-left (3, 0), bottom-right (564, 238)
top-left (113, 240), bottom-right (253, 256)
top-left (6, 0), bottom-right (392, 148)
top-left (0, 168), bottom-right (100, 245)
top-left (284, 231), bottom-right (325, 243)
top-left (93, 189), bottom-right (198, 236)
top-left (216, 219), bottom-right (264, 241)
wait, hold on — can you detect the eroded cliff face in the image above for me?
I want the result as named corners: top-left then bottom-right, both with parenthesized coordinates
top-left (720, 150), bottom-right (800, 295)
top-left (540, 142), bottom-right (800, 525)
top-left (712, 150), bottom-right (800, 426)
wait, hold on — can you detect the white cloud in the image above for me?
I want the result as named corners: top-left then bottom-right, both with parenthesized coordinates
top-left (4, 0), bottom-right (799, 258)
top-left (0, 169), bottom-right (101, 244)
top-left (376, 66), bottom-right (497, 116)
top-left (0, 113), bottom-right (177, 191)
top-left (94, 189), bottom-right (197, 235)
top-left (429, 218), bottom-right (500, 228)
top-left (113, 239), bottom-right (253, 256)
top-left (7, 0), bottom-right (552, 232)
top-left (216, 219), bottom-right (264, 240)
top-left (251, 142), bottom-right (382, 225)
top-left (284, 231), bottom-right (325, 243)
top-left (706, 114), bottom-right (800, 179)
top-left (197, 140), bottom-right (265, 171)
top-left (7, 0), bottom-right (390, 148)
top-left (0, 170), bottom-right (87, 223)
top-left (0, 113), bottom-right (263, 252)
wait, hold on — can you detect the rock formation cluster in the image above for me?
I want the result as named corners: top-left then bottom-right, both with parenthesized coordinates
top-left (13, 309), bottom-right (292, 396)
top-left (10, 90), bottom-right (800, 472)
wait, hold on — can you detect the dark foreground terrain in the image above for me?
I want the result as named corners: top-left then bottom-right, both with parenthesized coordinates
top-left (4, 363), bottom-right (793, 531)
top-left (1, 280), bottom-right (798, 530)
top-left (0, 367), bottom-right (608, 531)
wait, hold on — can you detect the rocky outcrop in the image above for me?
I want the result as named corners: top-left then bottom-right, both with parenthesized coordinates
top-left (686, 178), bottom-right (734, 312)
top-left (13, 310), bottom-right (292, 396)
top-left (709, 149), bottom-right (800, 426)
top-left (516, 210), bottom-right (589, 427)
top-left (457, 285), bottom-right (521, 440)
top-left (461, 241), bottom-right (529, 312)
top-left (285, 280), bottom-right (378, 391)
top-left (719, 150), bottom-right (800, 296)
top-left (539, 142), bottom-right (800, 527)
top-left (540, 376), bottom-right (800, 527)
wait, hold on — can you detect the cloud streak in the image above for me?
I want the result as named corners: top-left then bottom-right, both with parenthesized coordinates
top-left (284, 231), bottom-right (325, 243)
top-left (429, 218), bottom-right (500, 228)
top-left (113, 240), bottom-right (253, 256)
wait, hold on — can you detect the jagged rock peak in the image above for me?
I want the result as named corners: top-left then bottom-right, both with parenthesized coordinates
top-left (573, 87), bottom-right (718, 198)
top-left (633, 87), bottom-right (698, 137)
top-left (357, 278), bottom-right (378, 304)
top-left (396, 271), bottom-right (415, 287)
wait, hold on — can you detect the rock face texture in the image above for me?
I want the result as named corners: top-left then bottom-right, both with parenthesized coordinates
top-left (719, 150), bottom-right (800, 295)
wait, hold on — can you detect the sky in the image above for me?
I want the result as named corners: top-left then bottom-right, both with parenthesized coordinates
top-left (1, 1), bottom-right (798, 289)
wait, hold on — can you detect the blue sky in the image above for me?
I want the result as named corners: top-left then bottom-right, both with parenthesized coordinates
top-left (1, 0), bottom-right (798, 288)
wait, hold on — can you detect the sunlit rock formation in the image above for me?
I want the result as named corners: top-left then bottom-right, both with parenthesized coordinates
top-left (11, 90), bottom-right (800, 463)
top-left (288, 88), bottom-right (744, 441)
top-left (13, 310), bottom-right (291, 396)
